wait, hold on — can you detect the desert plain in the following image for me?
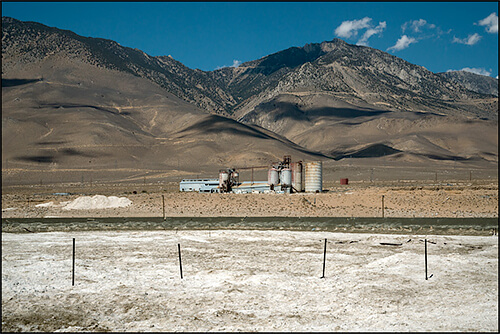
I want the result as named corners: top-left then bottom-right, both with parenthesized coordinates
top-left (1, 181), bottom-right (498, 220)
top-left (2, 162), bottom-right (498, 219)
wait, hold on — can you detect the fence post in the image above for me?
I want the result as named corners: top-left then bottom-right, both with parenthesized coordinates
top-left (321, 238), bottom-right (327, 278)
top-left (178, 243), bottom-right (183, 279)
top-left (72, 238), bottom-right (76, 286)
top-left (162, 195), bottom-right (166, 220)
top-left (382, 195), bottom-right (385, 218)
top-left (425, 239), bottom-right (428, 280)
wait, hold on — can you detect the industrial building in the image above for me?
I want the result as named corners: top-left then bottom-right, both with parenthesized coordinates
top-left (179, 156), bottom-right (322, 194)
top-left (179, 178), bottom-right (220, 192)
top-left (232, 181), bottom-right (278, 194)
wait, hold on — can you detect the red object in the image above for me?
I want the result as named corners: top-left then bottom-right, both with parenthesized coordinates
top-left (340, 178), bottom-right (349, 185)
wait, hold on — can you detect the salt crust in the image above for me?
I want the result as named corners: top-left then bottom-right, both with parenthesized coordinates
top-left (61, 195), bottom-right (132, 210)
top-left (1, 230), bottom-right (498, 332)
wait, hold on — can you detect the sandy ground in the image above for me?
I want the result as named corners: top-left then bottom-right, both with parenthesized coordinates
top-left (1, 230), bottom-right (498, 332)
top-left (2, 182), bottom-right (498, 218)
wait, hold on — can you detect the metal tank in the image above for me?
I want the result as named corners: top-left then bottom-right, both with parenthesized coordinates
top-left (232, 171), bottom-right (239, 185)
top-left (304, 161), bottom-right (322, 193)
top-left (268, 168), bottom-right (279, 186)
top-left (291, 162), bottom-right (303, 192)
top-left (219, 170), bottom-right (229, 189)
top-left (280, 168), bottom-right (292, 186)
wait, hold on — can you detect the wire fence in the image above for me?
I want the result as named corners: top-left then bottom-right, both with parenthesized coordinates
top-left (2, 165), bottom-right (498, 190)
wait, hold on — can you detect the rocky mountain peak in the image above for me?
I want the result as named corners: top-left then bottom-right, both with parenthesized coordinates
top-left (438, 70), bottom-right (498, 97)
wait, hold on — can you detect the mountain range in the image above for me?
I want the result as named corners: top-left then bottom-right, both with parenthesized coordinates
top-left (2, 17), bottom-right (498, 185)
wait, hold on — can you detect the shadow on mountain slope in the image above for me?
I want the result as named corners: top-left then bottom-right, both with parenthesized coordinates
top-left (418, 154), bottom-right (475, 162)
top-left (16, 155), bottom-right (57, 163)
top-left (251, 46), bottom-right (326, 76)
top-left (330, 143), bottom-right (483, 162)
top-left (331, 144), bottom-right (403, 160)
top-left (250, 101), bottom-right (393, 124)
top-left (39, 103), bottom-right (130, 115)
top-left (16, 148), bottom-right (109, 164)
top-left (175, 114), bottom-right (331, 159)
top-left (251, 101), bottom-right (451, 125)
top-left (2, 78), bottom-right (41, 87)
top-left (175, 115), bottom-right (270, 140)
top-left (306, 106), bottom-right (392, 119)
top-left (35, 141), bottom-right (68, 146)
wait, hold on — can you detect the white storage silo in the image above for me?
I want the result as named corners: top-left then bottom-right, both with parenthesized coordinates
top-left (268, 168), bottom-right (279, 186)
top-left (232, 171), bottom-right (239, 185)
top-left (280, 168), bottom-right (292, 186)
top-left (291, 162), bottom-right (303, 192)
top-left (304, 161), bottom-right (322, 193)
top-left (219, 170), bottom-right (229, 188)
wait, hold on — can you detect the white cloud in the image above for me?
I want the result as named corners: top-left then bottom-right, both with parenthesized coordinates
top-left (461, 67), bottom-right (492, 76)
top-left (402, 19), bottom-right (427, 33)
top-left (356, 21), bottom-right (386, 46)
top-left (447, 67), bottom-right (492, 76)
top-left (387, 35), bottom-right (417, 52)
top-left (334, 17), bottom-right (386, 46)
top-left (215, 59), bottom-right (242, 70)
top-left (452, 33), bottom-right (482, 45)
top-left (335, 17), bottom-right (372, 38)
top-left (477, 12), bottom-right (498, 33)
top-left (401, 19), bottom-right (437, 34)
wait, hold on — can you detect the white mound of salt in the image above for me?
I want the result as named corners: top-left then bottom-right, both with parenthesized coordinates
top-left (35, 201), bottom-right (54, 208)
top-left (62, 195), bottom-right (132, 210)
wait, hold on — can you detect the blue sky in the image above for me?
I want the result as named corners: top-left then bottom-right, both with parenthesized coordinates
top-left (2, 2), bottom-right (498, 77)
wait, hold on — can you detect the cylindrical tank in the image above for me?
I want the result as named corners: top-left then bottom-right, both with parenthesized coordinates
top-left (280, 168), bottom-right (292, 186)
top-left (232, 172), bottom-right (239, 185)
top-left (304, 161), bottom-right (322, 193)
top-left (219, 170), bottom-right (229, 188)
top-left (291, 162), bottom-right (303, 192)
top-left (268, 168), bottom-right (279, 186)
top-left (340, 178), bottom-right (348, 185)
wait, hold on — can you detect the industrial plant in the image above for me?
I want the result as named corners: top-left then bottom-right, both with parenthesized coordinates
top-left (179, 156), bottom-right (322, 194)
